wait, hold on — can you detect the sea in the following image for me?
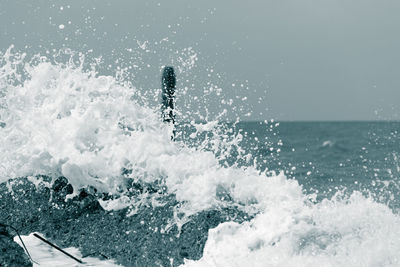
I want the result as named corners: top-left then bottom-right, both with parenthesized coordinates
top-left (1, 47), bottom-right (400, 266)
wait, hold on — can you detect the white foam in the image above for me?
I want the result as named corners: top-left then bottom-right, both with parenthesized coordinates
top-left (0, 48), bottom-right (172, 193)
top-left (322, 140), bottom-right (334, 147)
top-left (182, 192), bottom-right (400, 267)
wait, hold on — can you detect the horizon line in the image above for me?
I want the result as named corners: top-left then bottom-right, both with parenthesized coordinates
top-left (176, 119), bottom-right (400, 124)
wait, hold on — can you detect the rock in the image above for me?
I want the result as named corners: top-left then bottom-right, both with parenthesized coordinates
top-left (0, 224), bottom-right (32, 267)
top-left (52, 176), bottom-right (73, 194)
top-left (52, 176), bottom-right (73, 204)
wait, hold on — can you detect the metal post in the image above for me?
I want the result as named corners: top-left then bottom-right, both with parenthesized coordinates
top-left (161, 66), bottom-right (176, 124)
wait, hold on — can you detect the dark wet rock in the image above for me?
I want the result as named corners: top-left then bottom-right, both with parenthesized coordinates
top-left (72, 188), bottom-right (103, 213)
top-left (124, 179), bottom-right (162, 196)
top-left (0, 176), bottom-right (249, 266)
top-left (0, 224), bottom-right (32, 267)
top-left (52, 176), bottom-right (73, 203)
top-left (52, 176), bottom-right (71, 193)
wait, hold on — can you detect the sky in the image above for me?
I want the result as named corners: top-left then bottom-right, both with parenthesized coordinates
top-left (1, 0), bottom-right (400, 121)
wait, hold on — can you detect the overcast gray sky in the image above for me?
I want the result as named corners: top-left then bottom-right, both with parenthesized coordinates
top-left (1, 0), bottom-right (400, 121)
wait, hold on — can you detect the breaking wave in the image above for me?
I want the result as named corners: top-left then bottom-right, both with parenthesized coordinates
top-left (1, 46), bottom-right (400, 266)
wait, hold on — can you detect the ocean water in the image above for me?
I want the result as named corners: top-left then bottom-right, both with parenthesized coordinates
top-left (238, 121), bottom-right (400, 208)
top-left (1, 47), bottom-right (400, 266)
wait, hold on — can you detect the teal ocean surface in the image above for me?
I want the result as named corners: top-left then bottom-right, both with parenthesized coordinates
top-left (241, 121), bottom-right (400, 208)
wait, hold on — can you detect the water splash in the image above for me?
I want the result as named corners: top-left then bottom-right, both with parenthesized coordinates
top-left (2, 46), bottom-right (400, 266)
top-left (0, 46), bottom-right (268, 225)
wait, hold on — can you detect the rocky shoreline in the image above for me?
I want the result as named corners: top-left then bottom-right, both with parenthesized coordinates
top-left (0, 176), bottom-right (247, 266)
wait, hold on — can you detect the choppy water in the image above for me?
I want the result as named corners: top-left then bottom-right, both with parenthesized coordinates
top-left (1, 47), bottom-right (400, 266)
top-left (238, 121), bottom-right (400, 208)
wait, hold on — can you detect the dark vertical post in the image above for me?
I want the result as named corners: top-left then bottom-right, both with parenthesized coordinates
top-left (161, 66), bottom-right (176, 124)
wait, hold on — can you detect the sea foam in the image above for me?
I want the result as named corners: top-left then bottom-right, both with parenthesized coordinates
top-left (183, 191), bottom-right (400, 267)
